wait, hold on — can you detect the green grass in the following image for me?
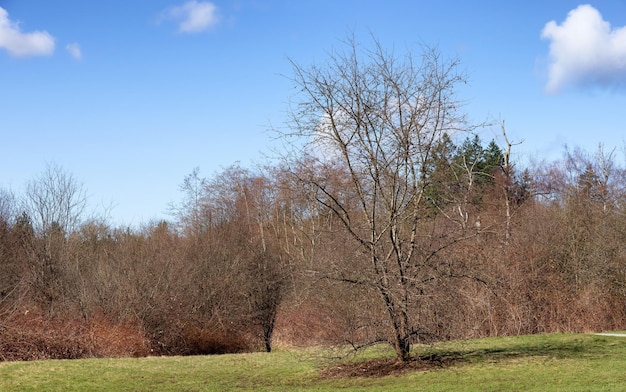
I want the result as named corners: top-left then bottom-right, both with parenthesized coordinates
top-left (1, 333), bottom-right (626, 391)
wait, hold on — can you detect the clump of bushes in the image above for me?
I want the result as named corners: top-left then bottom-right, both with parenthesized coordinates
top-left (0, 311), bottom-right (149, 361)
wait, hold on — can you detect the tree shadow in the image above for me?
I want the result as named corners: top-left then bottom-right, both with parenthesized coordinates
top-left (320, 335), bottom-right (606, 378)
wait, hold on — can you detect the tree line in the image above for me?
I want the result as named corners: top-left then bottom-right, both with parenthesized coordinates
top-left (1, 37), bottom-right (626, 362)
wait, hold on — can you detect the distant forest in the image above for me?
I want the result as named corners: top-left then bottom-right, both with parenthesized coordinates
top-left (2, 38), bottom-right (626, 362)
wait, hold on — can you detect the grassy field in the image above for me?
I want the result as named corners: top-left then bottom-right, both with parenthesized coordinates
top-left (1, 333), bottom-right (625, 391)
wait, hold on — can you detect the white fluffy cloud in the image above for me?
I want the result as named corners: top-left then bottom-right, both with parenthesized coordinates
top-left (66, 43), bottom-right (82, 60)
top-left (541, 4), bottom-right (626, 93)
top-left (0, 7), bottom-right (54, 57)
top-left (165, 1), bottom-right (219, 33)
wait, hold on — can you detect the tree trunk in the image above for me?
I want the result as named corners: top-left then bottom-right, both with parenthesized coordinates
top-left (380, 285), bottom-right (412, 362)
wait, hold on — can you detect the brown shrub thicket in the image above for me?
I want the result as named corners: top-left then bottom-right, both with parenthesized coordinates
top-left (1, 142), bottom-right (626, 361)
top-left (0, 311), bottom-right (148, 361)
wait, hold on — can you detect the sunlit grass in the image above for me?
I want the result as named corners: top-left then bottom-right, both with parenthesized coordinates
top-left (1, 333), bottom-right (625, 391)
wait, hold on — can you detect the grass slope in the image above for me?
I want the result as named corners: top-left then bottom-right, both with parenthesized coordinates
top-left (1, 333), bottom-right (625, 391)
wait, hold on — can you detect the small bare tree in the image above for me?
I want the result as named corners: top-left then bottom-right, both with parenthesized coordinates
top-left (23, 162), bottom-right (88, 235)
top-left (282, 36), bottom-right (473, 361)
top-left (0, 188), bottom-right (17, 225)
top-left (20, 163), bottom-right (88, 314)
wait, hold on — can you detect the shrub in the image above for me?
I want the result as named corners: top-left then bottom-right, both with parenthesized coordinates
top-left (0, 311), bottom-right (149, 361)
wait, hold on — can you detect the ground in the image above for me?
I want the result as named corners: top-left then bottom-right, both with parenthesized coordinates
top-left (320, 354), bottom-right (460, 378)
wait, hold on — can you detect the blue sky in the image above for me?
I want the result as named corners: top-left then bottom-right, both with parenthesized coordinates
top-left (1, 1), bottom-right (626, 225)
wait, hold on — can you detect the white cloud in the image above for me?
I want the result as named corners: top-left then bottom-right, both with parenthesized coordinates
top-left (66, 43), bottom-right (82, 60)
top-left (164, 1), bottom-right (219, 33)
top-left (0, 7), bottom-right (55, 57)
top-left (541, 4), bottom-right (626, 93)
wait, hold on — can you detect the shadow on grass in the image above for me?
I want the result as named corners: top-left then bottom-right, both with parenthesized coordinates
top-left (444, 337), bottom-right (594, 362)
top-left (321, 334), bottom-right (615, 378)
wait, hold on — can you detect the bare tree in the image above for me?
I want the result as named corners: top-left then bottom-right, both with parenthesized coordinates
top-left (0, 188), bottom-right (20, 312)
top-left (18, 163), bottom-right (88, 314)
top-left (168, 167), bottom-right (211, 237)
top-left (170, 165), bottom-right (293, 352)
top-left (23, 162), bottom-right (88, 234)
top-left (0, 188), bottom-right (17, 225)
top-left (497, 120), bottom-right (524, 243)
top-left (282, 36), bottom-right (473, 361)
